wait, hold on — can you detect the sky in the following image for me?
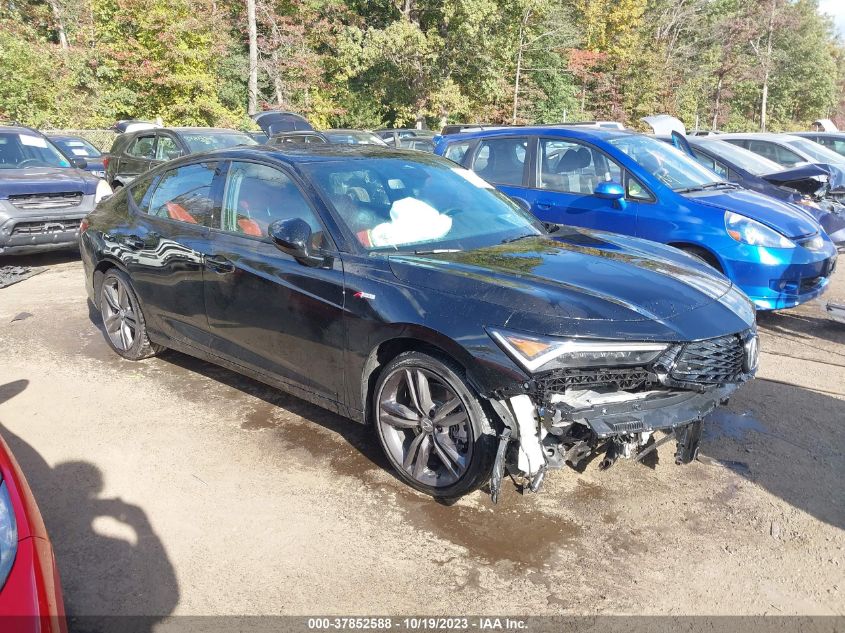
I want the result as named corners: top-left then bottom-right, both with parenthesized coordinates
top-left (819, 0), bottom-right (845, 36)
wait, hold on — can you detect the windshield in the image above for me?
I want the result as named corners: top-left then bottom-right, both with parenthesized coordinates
top-left (610, 134), bottom-right (720, 191)
top-left (783, 136), bottom-right (845, 164)
top-left (181, 132), bottom-right (258, 153)
top-left (698, 139), bottom-right (782, 175)
top-left (0, 132), bottom-right (71, 169)
top-left (302, 156), bottom-right (543, 252)
top-left (323, 131), bottom-right (388, 146)
top-left (52, 137), bottom-right (102, 159)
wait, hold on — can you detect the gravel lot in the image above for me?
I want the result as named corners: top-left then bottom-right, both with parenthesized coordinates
top-left (0, 253), bottom-right (842, 620)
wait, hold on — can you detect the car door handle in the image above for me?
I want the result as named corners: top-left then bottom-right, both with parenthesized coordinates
top-left (204, 255), bottom-right (235, 274)
top-left (536, 202), bottom-right (552, 210)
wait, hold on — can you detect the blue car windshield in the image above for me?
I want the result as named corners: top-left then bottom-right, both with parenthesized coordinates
top-left (53, 137), bottom-right (102, 159)
top-left (697, 140), bottom-right (783, 176)
top-left (0, 132), bottom-right (71, 169)
top-left (303, 157), bottom-right (543, 252)
top-left (609, 135), bottom-right (720, 192)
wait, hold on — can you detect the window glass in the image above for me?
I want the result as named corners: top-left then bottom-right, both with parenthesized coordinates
top-left (302, 157), bottom-right (542, 252)
top-left (626, 174), bottom-right (653, 201)
top-left (128, 136), bottom-right (156, 159)
top-left (180, 132), bottom-right (257, 153)
top-left (746, 140), bottom-right (803, 166)
top-left (130, 175), bottom-right (156, 209)
top-left (146, 161), bottom-right (218, 226)
top-left (220, 162), bottom-right (325, 248)
top-left (471, 137), bottom-right (527, 186)
top-left (783, 136), bottom-right (845, 163)
top-left (155, 136), bottom-right (181, 160)
top-left (53, 137), bottom-right (101, 158)
top-left (696, 140), bottom-right (782, 175)
top-left (444, 142), bottom-right (471, 164)
top-left (691, 149), bottom-right (728, 178)
top-left (609, 135), bottom-right (721, 192)
top-left (539, 139), bottom-right (621, 194)
top-left (0, 133), bottom-right (70, 169)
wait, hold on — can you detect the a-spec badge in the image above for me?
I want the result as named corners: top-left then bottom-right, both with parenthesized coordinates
top-left (353, 291), bottom-right (376, 300)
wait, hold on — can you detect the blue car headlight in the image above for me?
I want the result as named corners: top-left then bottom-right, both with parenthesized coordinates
top-left (725, 211), bottom-right (795, 249)
top-left (0, 480), bottom-right (17, 590)
top-left (488, 328), bottom-right (668, 373)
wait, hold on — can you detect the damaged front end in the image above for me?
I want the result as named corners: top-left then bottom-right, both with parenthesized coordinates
top-left (486, 328), bottom-right (759, 501)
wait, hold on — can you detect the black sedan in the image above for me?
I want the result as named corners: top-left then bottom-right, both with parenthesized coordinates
top-left (79, 146), bottom-right (758, 500)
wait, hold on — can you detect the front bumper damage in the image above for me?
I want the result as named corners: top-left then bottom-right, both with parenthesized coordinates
top-left (486, 330), bottom-right (757, 502)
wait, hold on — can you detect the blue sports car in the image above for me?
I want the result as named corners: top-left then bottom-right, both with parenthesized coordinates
top-left (435, 127), bottom-right (837, 310)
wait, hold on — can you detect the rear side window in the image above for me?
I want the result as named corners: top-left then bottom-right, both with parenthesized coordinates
top-left (744, 140), bottom-right (803, 167)
top-left (472, 137), bottom-right (528, 186)
top-left (155, 136), bottom-right (182, 160)
top-left (127, 136), bottom-right (156, 159)
top-left (539, 139), bottom-right (621, 194)
top-left (444, 141), bottom-right (471, 164)
top-left (145, 161), bottom-right (218, 226)
top-left (691, 150), bottom-right (728, 178)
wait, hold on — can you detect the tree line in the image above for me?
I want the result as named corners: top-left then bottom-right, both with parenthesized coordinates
top-left (1, 0), bottom-right (843, 132)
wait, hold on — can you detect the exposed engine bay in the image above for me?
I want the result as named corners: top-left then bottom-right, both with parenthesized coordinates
top-left (487, 329), bottom-right (759, 501)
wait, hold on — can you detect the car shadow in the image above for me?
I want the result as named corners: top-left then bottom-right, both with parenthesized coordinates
top-left (0, 249), bottom-right (80, 269)
top-left (699, 376), bottom-right (845, 531)
top-left (0, 380), bottom-right (179, 632)
top-left (757, 309), bottom-right (845, 348)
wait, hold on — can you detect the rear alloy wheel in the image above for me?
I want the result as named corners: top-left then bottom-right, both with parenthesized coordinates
top-left (99, 269), bottom-right (162, 360)
top-left (373, 351), bottom-right (496, 499)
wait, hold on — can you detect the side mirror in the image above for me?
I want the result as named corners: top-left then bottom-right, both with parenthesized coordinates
top-left (594, 181), bottom-right (627, 209)
top-left (71, 157), bottom-right (88, 170)
top-left (268, 218), bottom-right (325, 267)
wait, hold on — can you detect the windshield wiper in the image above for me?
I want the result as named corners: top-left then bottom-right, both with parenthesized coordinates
top-left (674, 186), bottom-right (706, 194)
top-left (413, 248), bottom-right (462, 255)
top-left (501, 234), bottom-right (538, 244)
top-left (702, 181), bottom-right (739, 190)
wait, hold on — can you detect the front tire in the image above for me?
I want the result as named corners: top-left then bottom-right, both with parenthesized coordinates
top-left (99, 269), bottom-right (162, 360)
top-left (372, 351), bottom-right (496, 499)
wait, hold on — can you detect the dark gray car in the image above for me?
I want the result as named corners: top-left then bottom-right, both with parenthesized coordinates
top-left (105, 127), bottom-right (257, 190)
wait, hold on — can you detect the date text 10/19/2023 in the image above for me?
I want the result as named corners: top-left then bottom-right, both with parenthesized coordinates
top-left (307, 618), bottom-right (528, 630)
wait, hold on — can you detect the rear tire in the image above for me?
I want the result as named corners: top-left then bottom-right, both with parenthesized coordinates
top-left (99, 269), bottom-right (162, 360)
top-left (372, 351), bottom-right (496, 499)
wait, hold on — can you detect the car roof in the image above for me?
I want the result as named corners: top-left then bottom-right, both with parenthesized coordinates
top-left (792, 131), bottom-right (845, 138)
top-left (438, 125), bottom-right (636, 143)
top-left (0, 125), bottom-right (44, 136)
top-left (192, 144), bottom-right (442, 164)
top-left (715, 132), bottom-right (803, 141)
top-left (47, 134), bottom-right (89, 142)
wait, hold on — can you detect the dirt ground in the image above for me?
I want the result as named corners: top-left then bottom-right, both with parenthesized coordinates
top-left (0, 252), bottom-right (842, 620)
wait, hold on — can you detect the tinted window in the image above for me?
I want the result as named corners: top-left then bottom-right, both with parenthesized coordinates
top-left (625, 174), bottom-right (653, 201)
top-left (303, 157), bottom-right (541, 252)
top-left (472, 137), bottom-right (528, 186)
top-left (146, 161), bottom-right (218, 226)
top-left (220, 161), bottom-right (325, 248)
top-left (444, 141), bottom-right (471, 164)
top-left (744, 140), bottom-right (803, 167)
top-left (155, 136), bottom-right (181, 160)
top-left (691, 149), bottom-right (728, 178)
top-left (127, 136), bottom-right (156, 159)
top-left (610, 135), bottom-right (720, 191)
top-left (697, 139), bottom-right (782, 175)
top-left (539, 139), bottom-right (622, 194)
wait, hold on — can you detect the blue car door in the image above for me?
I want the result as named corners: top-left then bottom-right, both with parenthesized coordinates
top-left (521, 137), bottom-right (638, 235)
top-left (467, 135), bottom-right (533, 205)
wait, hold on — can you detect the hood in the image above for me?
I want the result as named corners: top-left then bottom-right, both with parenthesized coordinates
top-left (690, 188), bottom-right (820, 239)
top-left (0, 167), bottom-right (97, 197)
top-left (387, 230), bottom-right (751, 332)
top-left (762, 164), bottom-right (830, 197)
top-left (252, 112), bottom-right (314, 136)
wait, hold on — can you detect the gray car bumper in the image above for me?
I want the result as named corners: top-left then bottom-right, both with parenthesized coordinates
top-left (0, 195), bottom-right (94, 255)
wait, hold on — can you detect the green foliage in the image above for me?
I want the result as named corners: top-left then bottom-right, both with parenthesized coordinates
top-left (1, 0), bottom-right (844, 131)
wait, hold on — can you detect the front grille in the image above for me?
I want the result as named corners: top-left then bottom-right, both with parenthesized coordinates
top-left (11, 220), bottom-right (80, 235)
top-left (670, 334), bottom-right (744, 385)
top-left (535, 367), bottom-right (652, 401)
top-left (8, 192), bottom-right (82, 210)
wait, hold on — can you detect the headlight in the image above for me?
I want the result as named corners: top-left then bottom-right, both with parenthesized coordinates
top-left (725, 211), bottom-right (795, 248)
top-left (488, 328), bottom-right (668, 373)
top-left (0, 480), bottom-right (17, 590)
top-left (95, 179), bottom-right (113, 203)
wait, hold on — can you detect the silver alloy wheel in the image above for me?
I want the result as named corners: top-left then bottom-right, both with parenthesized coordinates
top-left (377, 367), bottom-right (473, 488)
top-left (101, 276), bottom-right (137, 351)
